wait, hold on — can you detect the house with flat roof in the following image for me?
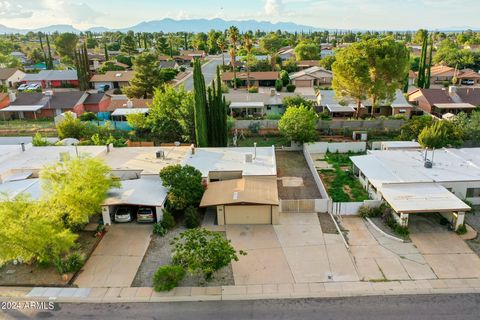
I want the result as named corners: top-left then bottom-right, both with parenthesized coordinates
top-left (350, 148), bottom-right (480, 230)
top-left (408, 86), bottom-right (480, 117)
top-left (22, 70), bottom-right (78, 89)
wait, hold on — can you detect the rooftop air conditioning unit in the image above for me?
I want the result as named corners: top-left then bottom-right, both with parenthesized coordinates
top-left (156, 150), bottom-right (165, 159)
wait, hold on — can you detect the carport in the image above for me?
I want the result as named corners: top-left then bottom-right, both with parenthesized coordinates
top-left (200, 177), bottom-right (279, 225)
top-left (102, 175), bottom-right (167, 224)
top-left (379, 182), bottom-right (471, 231)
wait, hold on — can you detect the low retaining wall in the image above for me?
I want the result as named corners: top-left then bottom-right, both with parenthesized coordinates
top-left (304, 142), bottom-right (367, 154)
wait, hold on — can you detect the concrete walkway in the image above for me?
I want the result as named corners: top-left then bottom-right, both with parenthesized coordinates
top-left (4, 278), bottom-right (480, 303)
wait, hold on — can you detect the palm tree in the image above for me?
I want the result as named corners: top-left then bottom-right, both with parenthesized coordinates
top-left (228, 26), bottom-right (240, 89)
top-left (217, 35), bottom-right (227, 67)
top-left (243, 33), bottom-right (253, 90)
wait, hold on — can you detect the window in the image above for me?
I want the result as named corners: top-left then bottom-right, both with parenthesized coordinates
top-left (399, 109), bottom-right (406, 114)
top-left (266, 106), bottom-right (271, 110)
top-left (466, 188), bottom-right (480, 198)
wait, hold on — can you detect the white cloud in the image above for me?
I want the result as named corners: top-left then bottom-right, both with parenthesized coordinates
top-left (264, 0), bottom-right (283, 16)
top-left (0, 1), bottom-right (33, 19)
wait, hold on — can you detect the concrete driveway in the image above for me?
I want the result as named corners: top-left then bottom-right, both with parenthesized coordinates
top-left (75, 224), bottom-right (152, 288)
top-left (226, 213), bottom-right (358, 285)
top-left (409, 215), bottom-right (480, 279)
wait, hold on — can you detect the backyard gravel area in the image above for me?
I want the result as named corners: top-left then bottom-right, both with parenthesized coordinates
top-left (465, 208), bottom-right (480, 256)
top-left (132, 225), bottom-right (234, 287)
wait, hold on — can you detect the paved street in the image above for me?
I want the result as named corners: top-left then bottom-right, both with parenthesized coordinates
top-left (3, 294), bottom-right (480, 319)
top-left (180, 54), bottom-right (226, 91)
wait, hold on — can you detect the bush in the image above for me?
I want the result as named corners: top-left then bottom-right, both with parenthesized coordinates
top-left (113, 88), bottom-right (122, 94)
top-left (79, 112), bottom-right (98, 121)
top-left (221, 83), bottom-right (229, 93)
top-left (456, 224), bottom-right (467, 235)
top-left (266, 113), bottom-right (282, 120)
top-left (248, 86), bottom-right (258, 93)
top-left (286, 84), bottom-right (296, 92)
top-left (54, 252), bottom-right (85, 274)
top-left (179, 66), bottom-right (186, 72)
top-left (384, 214), bottom-right (410, 237)
top-left (185, 206), bottom-right (201, 229)
top-left (248, 121), bottom-right (261, 134)
top-left (275, 79), bottom-right (283, 92)
top-left (32, 132), bottom-right (51, 146)
top-left (153, 223), bottom-right (167, 236)
top-left (160, 209), bottom-right (176, 230)
top-left (153, 265), bottom-right (186, 292)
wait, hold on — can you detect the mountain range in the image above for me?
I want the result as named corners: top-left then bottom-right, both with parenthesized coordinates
top-left (0, 18), bottom-right (321, 34)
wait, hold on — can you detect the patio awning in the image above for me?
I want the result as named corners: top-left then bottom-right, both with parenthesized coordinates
top-left (103, 175), bottom-right (167, 207)
top-left (434, 103), bottom-right (476, 109)
top-left (111, 108), bottom-right (149, 116)
top-left (229, 102), bottom-right (264, 109)
top-left (326, 104), bottom-right (355, 113)
top-left (0, 105), bottom-right (45, 112)
top-left (380, 182), bottom-right (471, 214)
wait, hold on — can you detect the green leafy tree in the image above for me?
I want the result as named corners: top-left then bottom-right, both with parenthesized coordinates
top-left (40, 157), bottom-right (120, 227)
top-left (319, 55), bottom-right (336, 71)
top-left (0, 38), bottom-right (14, 55)
top-left (54, 33), bottom-right (79, 58)
top-left (121, 34), bottom-right (137, 55)
top-left (282, 58), bottom-right (298, 73)
top-left (275, 79), bottom-right (283, 92)
top-left (280, 70), bottom-right (290, 87)
top-left (98, 61), bottom-right (126, 74)
top-left (418, 120), bottom-right (463, 148)
top-left (455, 111), bottom-right (480, 142)
top-left (56, 113), bottom-right (91, 140)
top-left (153, 265), bottom-right (186, 292)
top-left (0, 54), bottom-right (21, 68)
top-left (171, 228), bottom-right (245, 280)
top-left (259, 33), bottom-right (283, 53)
top-left (399, 115), bottom-right (434, 140)
top-left (0, 196), bottom-right (77, 265)
top-left (28, 48), bottom-right (44, 64)
top-left (282, 95), bottom-right (314, 109)
top-left (217, 35), bottom-right (227, 66)
top-left (278, 105), bottom-right (318, 143)
top-left (294, 41), bottom-right (320, 60)
top-left (433, 39), bottom-right (475, 69)
top-left (159, 165), bottom-right (204, 211)
top-left (206, 66), bottom-right (228, 147)
top-left (123, 52), bottom-right (163, 98)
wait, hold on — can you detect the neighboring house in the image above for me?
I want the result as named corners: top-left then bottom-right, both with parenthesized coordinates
top-left (221, 71), bottom-right (279, 88)
top-left (0, 68), bottom-right (25, 88)
top-left (318, 89), bottom-right (413, 118)
top-left (90, 71), bottom-right (135, 90)
top-left (289, 66), bottom-right (333, 87)
top-left (159, 60), bottom-right (179, 69)
top-left (87, 53), bottom-right (107, 71)
top-left (428, 65), bottom-right (457, 84)
top-left (297, 60), bottom-right (320, 70)
top-left (277, 47), bottom-right (295, 61)
top-left (350, 148), bottom-right (480, 230)
top-left (457, 69), bottom-right (480, 85)
top-left (107, 95), bottom-right (152, 121)
top-left (224, 89), bottom-right (314, 117)
top-left (173, 55), bottom-right (194, 65)
top-left (0, 91), bottom-right (111, 119)
top-left (408, 86), bottom-right (480, 117)
top-left (179, 50), bottom-right (206, 58)
top-left (22, 70), bottom-right (78, 89)
top-left (10, 51), bottom-right (27, 64)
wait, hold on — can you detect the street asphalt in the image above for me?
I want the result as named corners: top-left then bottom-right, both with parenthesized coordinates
top-left (181, 54), bottom-right (226, 91)
top-left (3, 293), bottom-right (480, 320)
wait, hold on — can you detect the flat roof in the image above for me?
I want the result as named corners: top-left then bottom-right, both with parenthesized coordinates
top-left (0, 178), bottom-right (42, 201)
top-left (434, 103), bottom-right (476, 109)
top-left (184, 146), bottom-right (277, 177)
top-left (111, 108), bottom-right (149, 116)
top-left (100, 146), bottom-right (190, 175)
top-left (0, 105), bottom-right (45, 112)
top-left (103, 175), bottom-right (167, 207)
top-left (326, 104), bottom-right (355, 113)
top-left (380, 141), bottom-right (421, 149)
top-left (351, 148), bottom-right (480, 189)
top-left (380, 183), bottom-right (471, 213)
top-left (230, 102), bottom-right (264, 108)
top-left (200, 176), bottom-right (278, 207)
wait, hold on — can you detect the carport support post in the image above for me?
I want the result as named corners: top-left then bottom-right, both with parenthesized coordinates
top-left (155, 207), bottom-right (164, 223)
top-left (101, 206), bottom-right (112, 226)
top-left (399, 212), bottom-right (409, 228)
top-left (454, 211), bottom-right (465, 231)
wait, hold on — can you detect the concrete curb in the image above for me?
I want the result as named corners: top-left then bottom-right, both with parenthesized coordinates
top-left (365, 217), bottom-right (407, 243)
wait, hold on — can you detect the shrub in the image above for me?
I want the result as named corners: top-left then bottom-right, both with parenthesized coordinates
top-left (221, 83), bottom-right (229, 93)
top-left (32, 132), bottom-right (51, 146)
top-left (286, 84), bottom-right (296, 92)
top-left (179, 66), bottom-right (186, 72)
top-left (266, 113), bottom-right (282, 120)
top-left (456, 224), bottom-right (467, 235)
top-left (54, 252), bottom-right (85, 274)
top-left (384, 214), bottom-right (410, 237)
top-left (248, 86), bottom-right (258, 93)
top-left (160, 209), bottom-right (176, 230)
top-left (248, 121), bottom-right (261, 134)
top-left (185, 206), bottom-right (201, 229)
top-left (275, 79), bottom-right (283, 92)
top-left (113, 88), bottom-right (122, 94)
top-left (153, 265), bottom-right (186, 292)
top-left (358, 205), bottom-right (374, 218)
top-left (153, 223), bottom-right (167, 236)
top-left (79, 112), bottom-right (98, 121)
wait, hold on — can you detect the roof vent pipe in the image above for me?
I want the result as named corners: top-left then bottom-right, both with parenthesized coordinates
top-left (254, 142), bottom-right (257, 159)
top-left (20, 142), bottom-right (25, 152)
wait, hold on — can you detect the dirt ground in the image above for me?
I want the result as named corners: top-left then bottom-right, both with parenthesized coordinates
top-left (0, 231), bottom-right (98, 287)
top-left (317, 213), bottom-right (338, 234)
top-left (132, 225), bottom-right (234, 288)
top-left (465, 209), bottom-right (480, 256)
top-left (275, 151), bottom-right (322, 200)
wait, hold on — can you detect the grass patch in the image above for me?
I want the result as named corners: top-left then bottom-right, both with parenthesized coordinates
top-left (235, 135), bottom-right (291, 147)
top-left (0, 119), bottom-right (56, 130)
top-left (319, 152), bottom-right (369, 202)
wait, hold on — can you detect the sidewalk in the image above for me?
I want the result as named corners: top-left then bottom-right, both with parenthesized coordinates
top-left (2, 278), bottom-right (480, 303)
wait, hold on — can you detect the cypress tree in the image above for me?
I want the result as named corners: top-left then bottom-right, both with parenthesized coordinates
top-left (193, 59), bottom-right (209, 147)
top-left (46, 34), bottom-right (53, 70)
top-left (417, 33), bottom-right (428, 88)
top-left (425, 37), bottom-right (433, 89)
top-left (38, 32), bottom-right (48, 67)
top-left (104, 43), bottom-right (109, 61)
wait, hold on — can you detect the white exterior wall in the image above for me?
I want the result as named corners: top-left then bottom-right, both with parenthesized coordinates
top-left (304, 142), bottom-right (367, 154)
top-left (93, 81), bottom-right (114, 90)
top-left (101, 205), bottom-right (112, 226)
top-left (441, 181), bottom-right (480, 205)
top-left (6, 70), bottom-right (26, 87)
top-left (155, 206), bottom-right (164, 222)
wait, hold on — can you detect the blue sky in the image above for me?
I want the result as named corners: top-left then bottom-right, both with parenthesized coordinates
top-left (0, 0), bottom-right (479, 30)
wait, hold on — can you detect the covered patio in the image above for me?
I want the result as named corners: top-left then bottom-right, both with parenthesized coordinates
top-left (325, 104), bottom-right (356, 118)
top-left (0, 104), bottom-right (45, 120)
top-left (229, 102), bottom-right (265, 118)
top-left (110, 107), bottom-right (149, 122)
top-left (379, 182), bottom-right (471, 231)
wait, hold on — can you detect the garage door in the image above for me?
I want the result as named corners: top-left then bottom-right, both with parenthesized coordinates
top-left (225, 205), bottom-right (271, 224)
top-left (294, 80), bottom-right (312, 87)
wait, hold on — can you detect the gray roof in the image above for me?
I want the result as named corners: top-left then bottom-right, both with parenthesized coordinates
top-left (23, 70), bottom-right (78, 82)
top-left (224, 91), bottom-right (307, 106)
top-left (318, 89), bottom-right (410, 108)
top-left (10, 92), bottom-right (47, 106)
top-left (47, 92), bottom-right (86, 109)
top-left (84, 92), bottom-right (106, 104)
top-left (0, 68), bottom-right (20, 80)
top-left (289, 66), bottom-right (333, 80)
top-left (159, 61), bottom-right (177, 69)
